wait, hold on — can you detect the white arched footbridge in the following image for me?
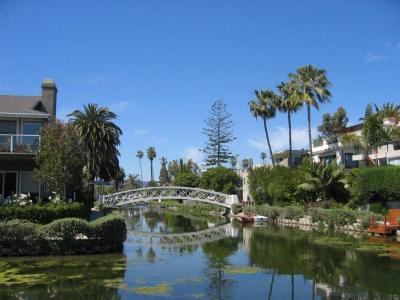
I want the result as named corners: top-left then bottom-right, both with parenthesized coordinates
top-left (103, 186), bottom-right (239, 208)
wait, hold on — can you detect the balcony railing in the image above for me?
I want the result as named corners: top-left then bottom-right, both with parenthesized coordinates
top-left (0, 134), bottom-right (40, 154)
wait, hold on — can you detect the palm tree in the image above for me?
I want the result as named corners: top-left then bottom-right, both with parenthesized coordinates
top-left (127, 174), bottom-right (141, 189)
top-left (68, 103), bottom-right (122, 201)
top-left (375, 102), bottom-right (400, 125)
top-left (113, 167), bottom-right (125, 192)
top-left (249, 90), bottom-right (279, 167)
top-left (136, 150), bottom-right (144, 187)
top-left (260, 152), bottom-right (267, 164)
top-left (277, 81), bottom-right (302, 168)
top-left (147, 146), bottom-right (157, 181)
top-left (290, 65), bottom-right (331, 159)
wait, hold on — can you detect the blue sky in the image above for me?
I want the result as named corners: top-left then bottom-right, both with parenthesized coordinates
top-left (0, 0), bottom-right (399, 180)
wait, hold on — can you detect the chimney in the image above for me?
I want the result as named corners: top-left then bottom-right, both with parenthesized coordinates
top-left (41, 79), bottom-right (57, 118)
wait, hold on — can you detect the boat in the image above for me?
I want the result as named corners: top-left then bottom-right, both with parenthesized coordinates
top-left (240, 213), bottom-right (254, 223)
top-left (254, 215), bottom-right (268, 225)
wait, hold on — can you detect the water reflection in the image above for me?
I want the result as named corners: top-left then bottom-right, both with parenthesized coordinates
top-left (2, 207), bottom-right (400, 299)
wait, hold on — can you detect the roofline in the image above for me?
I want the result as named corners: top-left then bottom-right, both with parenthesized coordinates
top-left (0, 112), bottom-right (50, 118)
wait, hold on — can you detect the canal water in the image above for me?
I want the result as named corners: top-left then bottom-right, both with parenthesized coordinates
top-left (1, 206), bottom-right (400, 299)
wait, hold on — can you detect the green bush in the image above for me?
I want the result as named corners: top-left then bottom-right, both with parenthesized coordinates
top-left (350, 166), bottom-right (400, 205)
top-left (248, 166), bottom-right (301, 206)
top-left (243, 205), bottom-right (282, 221)
top-left (307, 207), bottom-right (328, 223)
top-left (325, 209), bottom-right (356, 228)
top-left (231, 203), bottom-right (242, 215)
top-left (173, 172), bottom-right (200, 188)
top-left (280, 206), bottom-right (304, 221)
top-left (90, 213), bottom-right (127, 244)
top-left (369, 202), bottom-right (387, 215)
top-left (199, 166), bottom-right (241, 194)
top-left (357, 211), bottom-right (381, 230)
top-left (0, 214), bottom-right (126, 244)
top-left (43, 218), bottom-right (90, 240)
top-left (0, 202), bottom-right (89, 224)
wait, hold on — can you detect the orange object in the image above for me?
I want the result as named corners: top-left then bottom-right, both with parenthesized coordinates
top-left (368, 209), bottom-right (400, 235)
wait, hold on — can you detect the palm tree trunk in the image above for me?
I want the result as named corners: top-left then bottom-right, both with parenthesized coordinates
top-left (263, 118), bottom-right (275, 167)
top-left (150, 160), bottom-right (154, 181)
top-left (307, 104), bottom-right (313, 160)
top-left (139, 158), bottom-right (143, 187)
top-left (288, 111), bottom-right (293, 168)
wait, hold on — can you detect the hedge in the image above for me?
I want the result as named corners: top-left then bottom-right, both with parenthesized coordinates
top-left (243, 205), bottom-right (382, 230)
top-left (0, 214), bottom-right (127, 256)
top-left (0, 203), bottom-right (89, 224)
top-left (350, 166), bottom-right (400, 205)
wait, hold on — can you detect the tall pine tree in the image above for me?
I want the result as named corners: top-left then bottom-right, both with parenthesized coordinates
top-left (202, 100), bottom-right (236, 166)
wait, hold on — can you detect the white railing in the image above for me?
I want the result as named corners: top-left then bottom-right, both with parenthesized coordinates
top-left (0, 134), bottom-right (40, 154)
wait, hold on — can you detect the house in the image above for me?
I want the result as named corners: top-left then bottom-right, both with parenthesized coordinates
top-left (0, 79), bottom-right (57, 200)
top-left (312, 117), bottom-right (400, 168)
top-left (311, 124), bottom-right (362, 169)
top-left (272, 149), bottom-right (309, 167)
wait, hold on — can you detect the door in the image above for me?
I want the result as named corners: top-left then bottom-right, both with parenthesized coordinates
top-left (1, 172), bottom-right (17, 199)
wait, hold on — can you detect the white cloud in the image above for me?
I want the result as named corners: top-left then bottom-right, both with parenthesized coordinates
top-left (365, 53), bottom-right (386, 63)
top-left (108, 100), bottom-right (131, 114)
top-left (132, 128), bottom-right (150, 137)
top-left (185, 146), bottom-right (202, 162)
top-left (248, 126), bottom-right (313, 152)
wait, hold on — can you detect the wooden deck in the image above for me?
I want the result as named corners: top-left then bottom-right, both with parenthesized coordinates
top-left (368, 209), bottom-right (400, 235)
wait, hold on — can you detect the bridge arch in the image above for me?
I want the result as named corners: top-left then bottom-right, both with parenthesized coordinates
top-left (103, 186), bottom-right (238, 208)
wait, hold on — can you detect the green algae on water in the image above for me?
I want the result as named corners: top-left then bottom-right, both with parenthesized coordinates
top-left (132, 282), bottom-right (172, 295)
top-left (224, 266), bottom-right (261, 275)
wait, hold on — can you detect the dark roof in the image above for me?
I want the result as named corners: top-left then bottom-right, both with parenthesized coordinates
top-left (0, 95), bottom-right (48, 115)
top-left (337, 123), bottom-right (363, 134)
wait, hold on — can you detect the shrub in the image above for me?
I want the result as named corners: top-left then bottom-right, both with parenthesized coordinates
top-left (280, 206), bottom-right (304, 221)
top-left (369, 202), bottom-right (387, 215)
top-left (43, 218), bottom-right (90, 240)
top-left (357, 211), bottom-right (381, 230)
top-left (325, 209), bottom-right (356, 228)
top-left (199, 167), bottom-right (241, 194)
top-left (0, 219), bottom-right (44, 242)
top-left (349, 166), bottom-right (400, 205)
top-left (243, 205), bottom-right (282, 221)
top-left (90, 213), bottom-right (127, 244)
top-left (0, 202), bottom-right (89, 224)
top-left (173, 172), bottom-right (200, 188)
top-left (231, 203), bottom-right (242, 215)
top-left (307, 207), bottom-right (328, 223)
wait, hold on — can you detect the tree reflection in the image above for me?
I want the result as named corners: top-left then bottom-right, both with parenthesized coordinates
top-left (202, 237), bottom-right (238, 300)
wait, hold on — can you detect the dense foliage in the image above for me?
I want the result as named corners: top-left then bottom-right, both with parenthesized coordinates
top-left (202, 100), bottom-right (236, 166)
top-left (248, 166), bottom-right (300, 205)
top-left (35, 121), bottom-right (85, 201)
top-left (0, 214), bottom-right (127, 253)
top-left (173, 172), bottom-right (200, 188)
top-left (0, 203), bottom-right (89, 224)
top-left (199, 167), bottom-right (241, 194)
top-left (349, 166), bottom-right (400, 206)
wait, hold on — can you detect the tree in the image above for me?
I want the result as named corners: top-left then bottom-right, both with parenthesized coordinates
top-left (68, 103), bottom-right (122, 202)
top-left (173, 172), bottom-right (200, 188)
top-left (363, 104), bottom-right (386, 164)
top-left (375, 102), bottom-right (400, 124)
top-left (147, 147), bottom-right (157, 181)
top-left (317, 107), bottom-right (348, 138)
top-left (199, 166), bottom-right (241, 194)
top-left (168, 159), bottom-right (199, 177)
top-left (202, 100), bottom-right (236, 166)
top-left (159, 157), bottom-right (170, 185)
top-left (260, 152), bottom-right (267, 164)
top-left (276, 81), bottom-right (302, 168)
top-left (290, 65), bottom-right (332, 159)
top-left (249, 90), bottom-right (279, 167)
top-left (298, 158), bottom-right (347, 207)
top-left (136, 150), bottom-right (144, 187)
top-left (229, 156), bottom-right (238, 169)
top-left (241, 158), bottom-right (253, 170)
top-left (35, 121), bottom-right (85, 201)
top-left (113, 167), bottom-right (125, 192)
top-left (126, 174), bottom-right (141, 190)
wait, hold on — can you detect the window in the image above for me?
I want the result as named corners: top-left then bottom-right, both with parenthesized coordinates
top-left (321, 155), bottom-right (336, 165)
top-left (20, 172), bottom-right (39, 194)
top-left (0, 120), bottom-right (17, 134)
top-left (344, 153), bottom-right (358, 168)
top-left (22, 121), bottom-right (43, 135)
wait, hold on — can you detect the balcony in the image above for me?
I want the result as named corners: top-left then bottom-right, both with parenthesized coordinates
top-left (0, 134), bottom-right (40, 154)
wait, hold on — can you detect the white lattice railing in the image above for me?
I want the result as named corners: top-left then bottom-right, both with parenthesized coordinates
top-left (103, 186), bottom-right (238, 208)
